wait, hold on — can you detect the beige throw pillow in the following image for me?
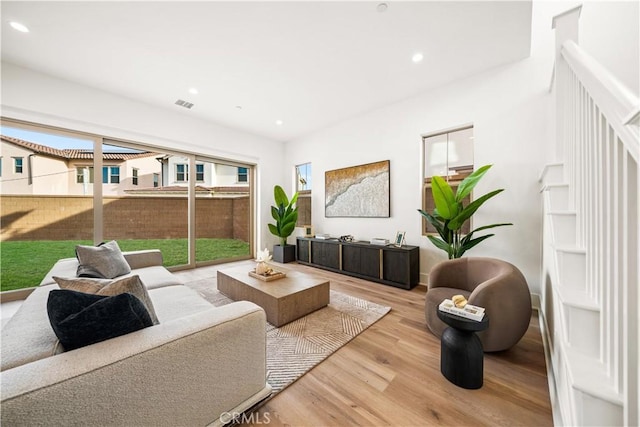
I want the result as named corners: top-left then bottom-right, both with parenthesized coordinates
top-left (53, 275), bottom-right (159, 325)
top-left (75, 240), bottom-right (131, 279)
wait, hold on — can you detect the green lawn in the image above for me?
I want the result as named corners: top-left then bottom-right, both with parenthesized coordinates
top-left (1, 238), bottom-right (250, 292)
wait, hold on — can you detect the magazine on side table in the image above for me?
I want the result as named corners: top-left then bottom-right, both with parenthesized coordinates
top-left (438, 299), bottom-right (485, 321)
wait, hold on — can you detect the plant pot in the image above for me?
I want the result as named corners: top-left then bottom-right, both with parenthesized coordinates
top-left (273, 244), bottom-right (296, 263)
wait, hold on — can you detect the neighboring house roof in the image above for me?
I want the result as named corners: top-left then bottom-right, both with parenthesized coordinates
top-left (1, 135), bottom-right (159, 160)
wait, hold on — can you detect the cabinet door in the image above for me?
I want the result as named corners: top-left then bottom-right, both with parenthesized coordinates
top-left (312, 241), bottom-right (340, 269)
top-left (342, 245), bottom-right (360, 274)
top-left (360, 247), bottom-right (381, 279)
top-left (383, 250), bottom-right (409, 285)
top-left (297, 238), bottom-right (311, 263)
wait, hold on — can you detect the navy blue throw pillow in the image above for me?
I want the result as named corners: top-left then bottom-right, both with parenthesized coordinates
top-left (47, 289), bottom-right (153, 351)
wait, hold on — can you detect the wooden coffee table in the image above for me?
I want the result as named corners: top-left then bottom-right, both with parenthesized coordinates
top-left (217, 266), bottom-right (330, 327)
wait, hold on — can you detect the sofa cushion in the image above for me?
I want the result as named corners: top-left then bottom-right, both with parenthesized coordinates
top-left (149, 285), bottom-right (215, 323)
top-left (53, 275), bottom-right (159, 325)
top-left (1, 285), bottom-right (61, 371)
top-left (75, 240), bottom-right (131, 279)
top-left (47, 289), bottom-right (153, 351)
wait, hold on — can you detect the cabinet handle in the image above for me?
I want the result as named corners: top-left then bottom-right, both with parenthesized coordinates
top-left (379, 249), bottom-right (383, 279)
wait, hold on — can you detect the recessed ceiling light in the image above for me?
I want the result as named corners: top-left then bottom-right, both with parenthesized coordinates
top-left (377, 3), bottom-right (388, 13)
top-left (235, 105), bottom-right (243, 110)
top-left (188, 88), bottom-right (198, 95)
top-left (10, 21), bottom-right (29, 33)
top-left (412, 52), bottom-right (424, 63)
top-left (275, 120), bottom-right (283, 126)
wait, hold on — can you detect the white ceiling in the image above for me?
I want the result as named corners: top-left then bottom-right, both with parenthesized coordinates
top-left (1, 1), bottom-right (532, 142)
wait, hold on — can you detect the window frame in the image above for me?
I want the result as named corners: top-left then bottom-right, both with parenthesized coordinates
top-left (102, 165), bottom-right (120, 184)
top-left (176, 164), bottom-right (187, 182)
top-left (13, 157), bottom-right (23, 174)
top-left (76, 166), bottom-right (95, 184)
top-left (132, 167), bottom-right (139, 185)
top-left (421, 125), bottom-right (474, 237)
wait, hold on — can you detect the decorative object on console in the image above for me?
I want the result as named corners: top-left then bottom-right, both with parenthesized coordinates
top-left (338, 235), bottom-right (354, 243)
top-left (325, 160), bottom-right (390, 218)
top-left (417, 164), bottom-right (512, 259)
top-left (370, 238), bottom-right (389, 246)
top-left (268, 185), bottom-right (299, 263)
top-left (394, 231), bottom-right (406, 247)
top-left (315, 233), bottom-right (331, 240)
top-left (303, 225), bottom-right (314, 237)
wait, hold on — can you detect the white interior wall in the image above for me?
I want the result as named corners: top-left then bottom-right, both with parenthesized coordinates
top-left (284, 1), bottom-right (639, 293)
top-left (0, 62), bottom-right (286, 251)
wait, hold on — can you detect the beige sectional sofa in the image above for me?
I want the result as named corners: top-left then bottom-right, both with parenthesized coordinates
top-left (1, 250), bottom-right (271, 426)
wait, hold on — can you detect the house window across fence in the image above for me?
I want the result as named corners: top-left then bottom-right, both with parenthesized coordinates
top-left (13, 157), bottom-right (23, 173)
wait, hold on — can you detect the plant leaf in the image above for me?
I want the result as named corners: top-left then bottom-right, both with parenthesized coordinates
top-left (274, 185), bottom-right (289, 207)
top-left (418, 209), bottom-right (447, 241)
top-left (280, 222), bottom-right (296, 238)
top-left (268, 223), bottom-right (279, 236)
top-left (431, 176), bottom-right (457, 219)
top-left (271, 206), bottom-right (279, 221)
top-left (458, 234), bottom-right (495, 257)
top-left (455, 164), bottom-right (492, 202)
top-left (448, 189), bottom-right (504, 230)
top-left (427, 235), bottom-right (451, 253)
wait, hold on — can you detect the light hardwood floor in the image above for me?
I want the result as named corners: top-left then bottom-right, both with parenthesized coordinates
top-left (177, 261), bottom-right (553, 427)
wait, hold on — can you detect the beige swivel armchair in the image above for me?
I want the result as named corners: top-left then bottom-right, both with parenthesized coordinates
top-left (425, 257), bottom-right (532, 352)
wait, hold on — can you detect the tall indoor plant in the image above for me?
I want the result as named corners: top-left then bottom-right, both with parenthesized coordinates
top-left (268, 185), bottom-right (299, 263)
top-left (417, 164), bottom-right (511, 259)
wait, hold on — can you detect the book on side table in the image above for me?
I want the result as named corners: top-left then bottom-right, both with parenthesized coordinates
top-left (439, 299), bottom-right (485, 321)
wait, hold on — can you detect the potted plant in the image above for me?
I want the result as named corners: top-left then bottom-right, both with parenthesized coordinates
top-left (268, 185), bottom-right (299, 263)
top-left (417, 164), bottom-right (512, 259)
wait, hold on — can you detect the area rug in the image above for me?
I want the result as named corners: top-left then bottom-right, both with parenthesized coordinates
top-left (185, 279), bottom-right (391, 394)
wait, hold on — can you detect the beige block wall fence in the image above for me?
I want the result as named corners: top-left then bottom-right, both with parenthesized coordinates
top-left (1, 195), bottom-right (249, 243)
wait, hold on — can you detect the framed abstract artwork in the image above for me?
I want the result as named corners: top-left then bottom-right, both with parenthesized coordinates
top-left (325, 160), bottom-right (390, 218)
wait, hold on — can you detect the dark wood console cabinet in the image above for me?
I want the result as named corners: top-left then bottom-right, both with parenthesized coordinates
top-left (296, 237), bottom-right (419, 289)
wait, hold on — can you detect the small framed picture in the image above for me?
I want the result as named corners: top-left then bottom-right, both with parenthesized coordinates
top-left (394, 231), bottom-right (406, 247)
top-left (304, 225), bottom-right (314, 237)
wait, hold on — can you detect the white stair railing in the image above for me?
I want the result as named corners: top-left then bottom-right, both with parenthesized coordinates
top-left (552, 5), bottom-right (639, 426)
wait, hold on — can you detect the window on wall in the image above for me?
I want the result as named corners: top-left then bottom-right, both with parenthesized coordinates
top-left (0, 120), bottom-right (255, 292)
top-left (102, 166), bottom-right (120, 184)
top-left (0, 157), bottom-right (3, 177)
top-left (422, 126), bottom-right (474, 236)
top-left (76, 166), bottom-right (94, 183)
top-left (196, 164), bottom-right (204, 182)
top-left (237, 167), bottom-right (248, 183)
top-left (295, 162), bottom-right (312, 227)
top-left (296, 163), bottom-right (311, 192)
top-left (13, 157), bottom-right (23, 173)
top-left (176, 164), bottom-right (187, 182)
top-left (132, 168), bottom-right (139, 185)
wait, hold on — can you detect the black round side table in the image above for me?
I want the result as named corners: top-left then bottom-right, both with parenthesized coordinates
top-left (437, 309), bottom-right (490, 389)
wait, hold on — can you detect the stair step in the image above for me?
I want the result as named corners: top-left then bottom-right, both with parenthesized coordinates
top-left (542, 183), bottom-right (570, 211)
top-left (561, 296), bottom-right (600, 359)
top-left (548, 212), bottom-right (577, 246)
top-left (554, 247), bottom-right (587, 294)
top-left (565, 349), bottom-right (624, 425)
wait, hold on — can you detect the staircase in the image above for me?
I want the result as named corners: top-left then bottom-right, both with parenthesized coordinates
top-left (540, 6), bottom-right (639, 426)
